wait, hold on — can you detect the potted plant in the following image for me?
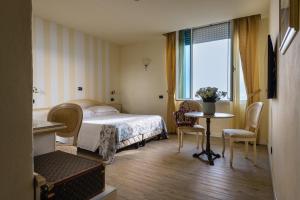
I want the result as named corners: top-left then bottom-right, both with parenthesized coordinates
top-left (195, 87), bottom-right (227, 115)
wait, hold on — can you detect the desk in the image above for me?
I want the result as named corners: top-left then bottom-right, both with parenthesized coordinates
top-left (185, 112), bottom-right (234, 165)
top-left (33, 120), bottom-right (66, 156)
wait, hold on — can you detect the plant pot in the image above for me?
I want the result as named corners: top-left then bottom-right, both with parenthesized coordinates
top-left (202, 102), bottom-right (216, 115)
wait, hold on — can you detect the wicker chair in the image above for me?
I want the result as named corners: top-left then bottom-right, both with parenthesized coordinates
top-left (174, 100), bottom-right (205, 152)
top-left (47, 103), bottom-right (83, 146)
top-left (222, 102), bottom-right (264, 167)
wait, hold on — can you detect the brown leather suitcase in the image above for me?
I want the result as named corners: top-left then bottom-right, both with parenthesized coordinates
top-left (34, 151), bottom-right (105, 200)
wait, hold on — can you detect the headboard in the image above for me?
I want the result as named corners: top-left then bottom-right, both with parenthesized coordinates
top-left (67, 99), bottom-right (103, 109)
top-left (67, 99), bottom-right (122, 112)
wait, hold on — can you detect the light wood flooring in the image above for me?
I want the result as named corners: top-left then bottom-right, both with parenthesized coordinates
top-left (58, 135), bottom-right (274, 200)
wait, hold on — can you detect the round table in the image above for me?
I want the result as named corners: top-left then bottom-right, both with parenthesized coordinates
top-left (184, 112), bottom-right (234, 165)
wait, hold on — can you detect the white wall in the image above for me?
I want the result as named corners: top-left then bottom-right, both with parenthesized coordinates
top-left (269, 0), bottom-right (300, 199)
top-left (120, 38), bottom-right (168, 120)
top-left (0, 0), bottom-right (33, 199)
top-left (32, 16), bottom-right (121, 108)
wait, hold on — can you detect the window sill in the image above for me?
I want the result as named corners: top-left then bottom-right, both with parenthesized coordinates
top-left (176, 99), bottom-right (232, 103)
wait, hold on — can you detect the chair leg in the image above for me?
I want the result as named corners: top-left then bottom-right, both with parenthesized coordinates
top-left (196, 133), bottom-right (200, 150)
top-left (222, 131), bottom-right (225, 157)
top-left (177, 129), bottom-right (181, 152)
top-left (245, 141), bottom-right (249, 158)
top-left (230, 138), bottom-right (234, 167)
top-left (180, 131), bottom-right (184, 147)
top-left (253, 141), bottom-right (257, 165)
top-left (201, 131), bottom-right (205, 151)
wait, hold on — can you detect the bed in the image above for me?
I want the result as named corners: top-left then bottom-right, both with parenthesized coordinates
top-left (69, 99), bottom-right (167, 163)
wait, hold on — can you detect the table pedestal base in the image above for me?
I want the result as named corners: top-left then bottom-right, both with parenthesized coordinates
top-left (184, 112), bottom-right (234, 166)
top-left (193, 150), bottom-right (221, 165)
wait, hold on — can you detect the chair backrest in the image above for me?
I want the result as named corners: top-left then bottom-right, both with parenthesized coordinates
top-left (47, 103), bottom-right (83, 146)
top-left (174, 100), bottom-right (201, 127)
top-left (244, 102), bottom-right (264, 134)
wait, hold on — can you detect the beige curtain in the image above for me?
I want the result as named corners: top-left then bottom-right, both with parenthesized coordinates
top-left (232, 29), bottom-right (246, 129)
top-left (233, 15), bottom-right (261, 128)
top-left (165, 32), bottom-right (176, 133)
top-left (234, 15), bottom-right (261, 106)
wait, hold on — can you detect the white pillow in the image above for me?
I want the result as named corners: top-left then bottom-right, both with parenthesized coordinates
top-left (87, 106), bottom-right (119, 115)
top-left (83, 110), bottom-right (94, 118)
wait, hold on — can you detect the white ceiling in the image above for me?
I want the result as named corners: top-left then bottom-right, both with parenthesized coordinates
top-left (32, 0), bottom-right (270, 45)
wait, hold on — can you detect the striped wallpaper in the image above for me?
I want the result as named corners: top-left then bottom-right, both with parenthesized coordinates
top-left (32, 16), bottom-right (120, 108)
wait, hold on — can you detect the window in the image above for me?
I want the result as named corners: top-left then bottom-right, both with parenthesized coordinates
top-left (176, 22), bottom-right (233, 100)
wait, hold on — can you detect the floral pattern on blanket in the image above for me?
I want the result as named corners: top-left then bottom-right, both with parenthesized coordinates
top-left (99, 125), bottom-right (117, 163)
top-left (98, 117), bottom-right (167, 164)
top-left (116, 118), bottom-right (165, 142)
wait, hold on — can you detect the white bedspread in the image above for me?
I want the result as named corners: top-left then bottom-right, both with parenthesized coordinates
top-left (77, 113), bottom-right (166, 161)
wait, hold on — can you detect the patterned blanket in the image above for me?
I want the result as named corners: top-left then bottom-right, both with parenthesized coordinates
top-left (77, 114), bottom-right (167, 163)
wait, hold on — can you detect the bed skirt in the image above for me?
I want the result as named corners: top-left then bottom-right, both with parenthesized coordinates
top-left (117, 130), bottom-right (164, 149)
top-left (77, 130), bottom-right (166, 164)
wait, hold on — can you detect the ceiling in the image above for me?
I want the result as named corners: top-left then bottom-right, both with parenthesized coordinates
top-left (32, 0), bottom-right (270, 45)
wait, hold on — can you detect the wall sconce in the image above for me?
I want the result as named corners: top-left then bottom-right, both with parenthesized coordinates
top-left (142, 57), bottom-right (151, 71)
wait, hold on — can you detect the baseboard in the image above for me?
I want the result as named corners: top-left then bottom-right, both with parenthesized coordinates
top-left (268, 144), bottom-right (278, 200)
top-left (91, 185), bottom-right (117, 200)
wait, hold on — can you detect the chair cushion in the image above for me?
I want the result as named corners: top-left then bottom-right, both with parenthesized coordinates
top-left (194, 125), bottom-right (205, 129)
top-left (223, 129), bottom-right (255, 138)
top-left (179, 124), bottom-right (205, 132)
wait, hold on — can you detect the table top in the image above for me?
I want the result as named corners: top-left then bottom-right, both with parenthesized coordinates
top-left (33, 120), bottom-right (66, 135)
top-left (185, 112), bottom-right (234, 119)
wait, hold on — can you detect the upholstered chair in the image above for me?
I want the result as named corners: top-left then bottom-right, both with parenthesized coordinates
top-left (222, 102), bottom-right (264, 167)
top-left (174, 100), bottom-right (205, 152)
top-left (47, 103), bottom-right (83, 146)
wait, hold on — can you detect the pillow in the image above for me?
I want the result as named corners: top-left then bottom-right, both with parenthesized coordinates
top-left (83, 109), bottom-right (94, 118)
top-left (87, 106), bottom-right (119, 115)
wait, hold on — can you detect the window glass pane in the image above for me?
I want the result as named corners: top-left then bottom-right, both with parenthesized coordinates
top-left (177, 29), bottom-right (191, 99)
top-left (192, 39), bottom-right (231, 99)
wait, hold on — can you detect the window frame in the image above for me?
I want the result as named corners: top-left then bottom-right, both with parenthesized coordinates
top-left (176, 29), bottom-right (193, 100)
top-left (176, 20), bottom-right (234, 101)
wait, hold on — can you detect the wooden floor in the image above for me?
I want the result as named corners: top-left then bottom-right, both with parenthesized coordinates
top-left (59, 135), bottom-right (274, 200)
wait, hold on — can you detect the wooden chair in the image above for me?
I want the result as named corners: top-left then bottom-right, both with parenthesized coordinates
top-left (47, 103), bottom-right (83, 146)
top-left (174, 100), bottom-right (205, 152)
top-left (222, 102), bottom-right (264, 167)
